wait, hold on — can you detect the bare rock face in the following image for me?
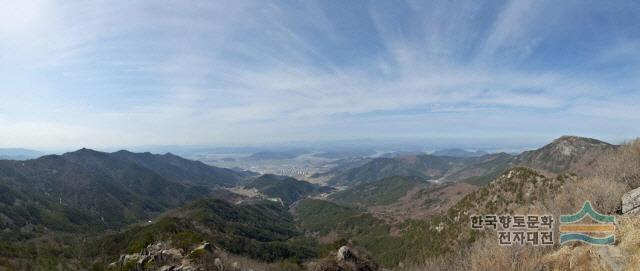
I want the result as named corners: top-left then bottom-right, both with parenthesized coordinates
top-left (109, 241), bottom-right (220, 271)
top-left (622, 187), bottom-right (640, 214)
top-left (337, 246), bottom-right (379, 271)
top-left (308, 245), bottom-right (381, 271)
top-left (307, 245), bottom-right (379, 271)
top-left (336, 246), bottom-right (352, 262)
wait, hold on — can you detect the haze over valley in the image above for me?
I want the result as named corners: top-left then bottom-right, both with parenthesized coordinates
top-left (2, 1), bottom-right (640, 271)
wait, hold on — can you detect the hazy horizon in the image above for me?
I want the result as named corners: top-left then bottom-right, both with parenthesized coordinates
top-left (2, 1), bottom-right (640, 149)
top-left (0, 134), bottom-right (631, 157)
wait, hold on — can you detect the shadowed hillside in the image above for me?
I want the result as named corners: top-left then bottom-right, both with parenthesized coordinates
top-left (0, 148), bottom-right (249, 242)
top-left (111, 150), bottom-right (254, 187)
top-left (244, 174), bottom-right (333, 206)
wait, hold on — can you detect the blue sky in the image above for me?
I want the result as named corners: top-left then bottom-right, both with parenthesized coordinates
top-left (1, 0), bottom-right (640, 149)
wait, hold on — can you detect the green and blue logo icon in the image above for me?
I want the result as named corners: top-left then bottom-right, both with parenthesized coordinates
top-left (559, 201), bottom-right (616, 245)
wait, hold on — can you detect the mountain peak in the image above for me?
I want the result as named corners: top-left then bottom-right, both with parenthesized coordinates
top-left (162, 152), bottom-right (180, 158)
top-left (513, 135), bottom-right (616, 175)
top-left (552, 135), bottom-right (611, 146)
top-left (64, 148), bottom-right (106, 157)
top-left (549, 136), bottom-right (612, 156)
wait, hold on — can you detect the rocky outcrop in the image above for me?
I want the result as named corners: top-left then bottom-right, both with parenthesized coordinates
top-left (621, 187), bottom-right (640, 214)
top-left (308, 245), bottom-right (380, 271)
top-left (336, 246), bottom-right (379, 271)
top-left (109, 241), bottom-right (219, 271)
top-left (109, 241), bottom-right (281, 271)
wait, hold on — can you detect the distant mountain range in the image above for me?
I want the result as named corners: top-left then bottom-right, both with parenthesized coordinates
top-left (431, 148), bottom-right (488, 157)
top-left (324, 136), bottom-right (615, 186)
top-left (0, 148), bottom-right (43, 160)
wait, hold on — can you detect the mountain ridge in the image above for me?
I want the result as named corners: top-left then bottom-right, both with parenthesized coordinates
top-left (431, 148), bottom-right (489, 157)
top-left (324, 135), bottom-right (614, 186)
top-left (0, 148), bottom-right (252, 235)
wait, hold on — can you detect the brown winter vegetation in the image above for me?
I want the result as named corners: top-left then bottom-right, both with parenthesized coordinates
top-left (409, 139), bottom-right (640, 271)
top-left (616, 215), bottom-right (640, 270)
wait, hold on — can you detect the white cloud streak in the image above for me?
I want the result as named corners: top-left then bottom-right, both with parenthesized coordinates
top-left (0, 0), bottom-right (638, 148)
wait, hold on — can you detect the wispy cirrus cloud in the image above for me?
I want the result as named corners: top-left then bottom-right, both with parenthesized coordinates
top-left (0, 0), bottom-right (639, 149)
